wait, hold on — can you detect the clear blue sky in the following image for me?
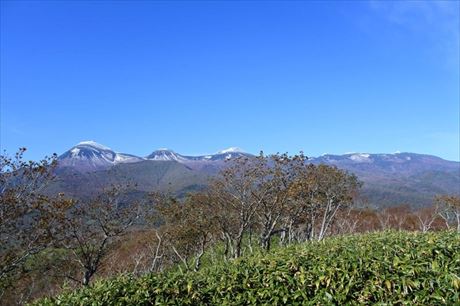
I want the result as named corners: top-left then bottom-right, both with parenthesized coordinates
top-left (1, 1), bottom-right (459, 161)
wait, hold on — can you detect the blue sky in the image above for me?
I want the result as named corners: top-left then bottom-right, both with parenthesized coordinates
top-left (1, 1), bottom-right (459, 161)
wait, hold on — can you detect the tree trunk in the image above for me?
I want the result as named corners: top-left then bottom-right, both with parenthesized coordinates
top-left (234, 235), bottom-right (242, 258)
top-left (279, 228), bottom-right (286, 246)
top-left (194, 239), bottom-right (206, 272)
top-left (82, 270), bottom-right (93, 286)
top-left (456, 213), bottom-right (460, 233)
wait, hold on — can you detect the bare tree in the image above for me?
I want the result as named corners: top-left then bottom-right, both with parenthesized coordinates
top-left (146, 229), bottom-right (165, 273)
top-left (53, 185), bottom-right (141, 286)
top-left (376, 208), bottom-right (392, 231)
top-left (207, 155), bottom-right (361, 251)
top-left (287, 163), bottom-right (323, 242)
top-left (437, 195), bottom-right (460, 232)
top-left (0, 148), bottom-right (57, 295)
top-left (414, 205), bottom-right (439, 233)
top-left (251, 153), bottom-right (295, 251)
top-left (208, 157), bottom-right (263, 258)
top-left (332, 207), bottom-right (363, 235)
top-left (314, 165), bottom-right (361, 241)
top-left (287, 163), bottom-right (361, 241)
top-left (154, 192), bottom-right (217, 271)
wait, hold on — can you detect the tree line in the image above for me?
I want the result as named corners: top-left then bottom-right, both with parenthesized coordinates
top-left (1, 149), bottom-right (459, 304)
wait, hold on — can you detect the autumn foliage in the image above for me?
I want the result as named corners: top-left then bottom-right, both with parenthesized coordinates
top-left (1, 149), bottom-right (458, 304)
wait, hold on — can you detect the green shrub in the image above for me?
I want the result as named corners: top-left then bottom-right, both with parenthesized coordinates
top-left (33, 231), bottom-right (460, 305)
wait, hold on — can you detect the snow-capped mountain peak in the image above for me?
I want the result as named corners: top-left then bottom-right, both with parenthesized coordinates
top-left (218, 147), bottom-right (244, 154)
top-left (146, 149), bottom-right (189, 162)
top-left (59, 142), bottom-right (257, 171)
top-left (76, 140), bottom-right (112, 151)
top-left (145, 147), bottom-right (253, 163)
top-left (58, 141), bottom-right (143, 171)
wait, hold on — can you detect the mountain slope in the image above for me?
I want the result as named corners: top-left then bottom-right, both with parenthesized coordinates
top-left (51, 160), bottom-right (210, 200)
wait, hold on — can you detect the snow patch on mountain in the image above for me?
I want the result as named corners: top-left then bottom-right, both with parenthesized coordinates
top-left (218, 147), bottom-right (244, 154)
top-left (77, 141), bottom-right (112, 151)
top-left (349, 153), bottom-right (371, 162)
top-left (114, 153), bottom-right (144, 163)
top-left (70, 148), bottom-right (81, 157)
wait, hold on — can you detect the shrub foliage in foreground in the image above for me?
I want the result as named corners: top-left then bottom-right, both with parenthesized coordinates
top-left (34, 231), bottom-right (460, 305)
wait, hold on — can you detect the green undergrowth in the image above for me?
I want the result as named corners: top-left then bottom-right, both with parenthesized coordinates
top-left (33, 231), bottom-right (460, 305)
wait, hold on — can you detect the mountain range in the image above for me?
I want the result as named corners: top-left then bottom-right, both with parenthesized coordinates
top-left (58, 141), bottom-right (252, 172)
top-left (52, 141), bottom-right (460, 208)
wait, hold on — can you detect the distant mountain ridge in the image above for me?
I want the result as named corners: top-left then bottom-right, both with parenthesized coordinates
top-left (310, 152), bottom-right (459, 174)
top-left (308, 152), bottom-right (459, 207)
top-left (54, 141), bottom-right (460, 208)
top-left (58, 141), bottom-right (254, 172)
